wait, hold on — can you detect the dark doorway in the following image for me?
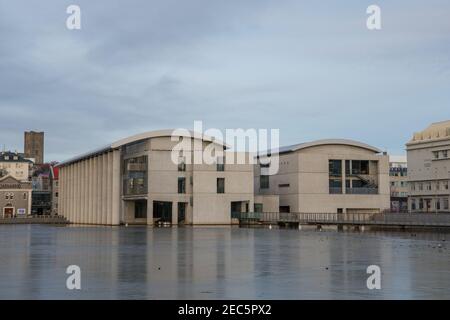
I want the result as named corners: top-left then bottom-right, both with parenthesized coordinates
top-left (153, 201), bottom-right (172, 223)
top-left (134, 200), bottom-right (147, 219)
top-left (279, 206), bottom-right (290, 213)
top-left (231, 201), bottom-right (242, 215)
top-left (178, 202), bottom-right (187, 224)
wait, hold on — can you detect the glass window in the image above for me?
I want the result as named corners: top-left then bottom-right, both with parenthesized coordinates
top-left (260, 175), bottom-right (269, 189)
top-left (123, 155), bottom-right (148, 195)
top-left (178, 157), bottom-right (186, 172)
top-left (217, 156), bottom-right (225, 172)
top-left (217, 178), bottom-right (225, 194)
top-left (178, 177), bottom-right (186, 194)
top-left (329, 160), bottom-right (342, 176)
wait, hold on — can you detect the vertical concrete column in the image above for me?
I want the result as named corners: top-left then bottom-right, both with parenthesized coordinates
top-left (341, 159), bottom-right (346, 195)
top-left (95, 156), bottom-right (101, 224)
top-left (89, 157), bottom-right (94, 224)
top-left (89, 157), bottom-right (98, 223)
top-left (59, 168), bottom-right (64, 218)
top-left (111, 150), bottom-right (121, 225)
top-left (102, 154), bottom-right (107, 225)
top-left (82, 160), bottom-right (87, 224)
top-left (68, 165), bottom-right (73, 222)
top-left (106, 152), bottom-right (112, 225)
top-left (92, 157), bottom-right (97, 224)
top-left (172, 202), bottom-right (178, 225)
top-left (74, 162), bottom-right (79, 223)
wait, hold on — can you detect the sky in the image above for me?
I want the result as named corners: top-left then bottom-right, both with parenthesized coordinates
top-left (1, 0), bottom-right (450, 161)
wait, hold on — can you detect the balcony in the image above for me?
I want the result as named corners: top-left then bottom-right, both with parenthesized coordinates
top-left (346, 187), bottom-right (378, 195)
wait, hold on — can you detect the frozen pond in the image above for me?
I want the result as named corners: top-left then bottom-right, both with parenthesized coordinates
top-left (0, 224), bottom-right (449, 299)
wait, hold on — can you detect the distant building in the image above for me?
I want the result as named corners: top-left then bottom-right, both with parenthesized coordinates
top-left (24, 131), bottom-right (44, 164)
top-left (0, 151), bottom-right (32, 182)
top-left (57, 130), bottom-right (254, 225)
top-left (0, 175), bottom-right (32, 218)
top-left (50, 165), bottom-right (59, 215)
top-left (254, 139), bottom-right (390, 214)
top-left (389, 155), bottom-right (408, 212)
top-left (31, 163), bottom-right (52, 215)
top-left (407, 120), bottom-right (450, 213)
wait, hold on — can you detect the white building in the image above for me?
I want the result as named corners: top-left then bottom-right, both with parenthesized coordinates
top-left (57, 130), bottom-right (255, 225)
top-left (407, 120), bottom-right (450, 213)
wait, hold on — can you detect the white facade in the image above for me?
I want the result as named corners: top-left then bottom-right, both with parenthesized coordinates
top-left (407, 120), bottom-right (450, 213)
top-left (58, 130), bottom-right (254, 225)
top-left (255, 139), bottom-right (391, 214)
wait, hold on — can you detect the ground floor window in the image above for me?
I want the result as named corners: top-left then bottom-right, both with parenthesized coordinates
top-left (134, 200), bottom-right (147, 219)
top-left (254, 203), bottom-right (263, 213)
top-left (178, 202), bottom-right (187, 224)
top-left (153, 201), bottom-right (172, 222)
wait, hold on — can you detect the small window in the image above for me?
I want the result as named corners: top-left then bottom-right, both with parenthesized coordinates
top-left (217, 178), bottom-right (225, 194)
top-left (217, 157), bottom-right (225, 172)
top-left (178, 177), bottom-right (186, 194)
top-left (260, 175), bottom-right (269, 189)
top-left (23, 192), bottom-right (27, 200)
top-left (178, 157), bottom-right (186, 172)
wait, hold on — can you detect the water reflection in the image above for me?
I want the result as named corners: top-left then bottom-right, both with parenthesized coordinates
top-left (0, 225), bottom-right (448, 299)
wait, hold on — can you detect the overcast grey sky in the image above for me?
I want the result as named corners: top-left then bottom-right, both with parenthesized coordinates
top-left (1, 0), bottom-right (450, 161)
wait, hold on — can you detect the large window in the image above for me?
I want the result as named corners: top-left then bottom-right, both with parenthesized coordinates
top-left (178, 177), bottom-right (186, 194)
top-left (346, 160), bottom-right (369, 175)
top-left (217, 178), bottom-right (225, 193)
top-left (123, 155), bottom-right (148, 195)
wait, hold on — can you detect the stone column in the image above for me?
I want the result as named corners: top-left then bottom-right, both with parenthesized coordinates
top-left (111, 150), bottom-right (121, 225)
top-left (102, 154), bottom-right (107, 225)
top-left (106, 152), bottom-right (112, 225)
top-left (341, 159), bottom-right (346, 195)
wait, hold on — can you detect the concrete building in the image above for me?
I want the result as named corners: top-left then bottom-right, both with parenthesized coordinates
top-left (407, 120), bottom-right (450, 213)
top-left (0, 151), bottom-right (32, 182)
top-left (57, 130), bottom-right (254, 225)
top-left (0, 175), bottom-right (32, 218)
top-left (389, 155), bottom-right (408, 212)
top-left (24, 131), bottom-right (44, 164)
top-left (254, 139), bottom-right (390, 214)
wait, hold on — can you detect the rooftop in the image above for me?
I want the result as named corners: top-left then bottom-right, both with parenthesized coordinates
top-left (408, 120), bottom-right (450, 145)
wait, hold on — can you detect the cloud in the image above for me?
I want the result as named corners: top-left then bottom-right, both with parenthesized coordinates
top-left (1, 0), bottom-right (450, 160)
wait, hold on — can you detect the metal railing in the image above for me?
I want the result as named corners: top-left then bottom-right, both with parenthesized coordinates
top-left (345, 187), bottom-right (378, 194)
top-left (236, 212), bottom-right (450, 227)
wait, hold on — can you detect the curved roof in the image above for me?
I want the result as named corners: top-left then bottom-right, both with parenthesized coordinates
top-left (57, 129), bottom-right (226, 167)
top-left (278, 139), bottom-right (382, 154)
top-left (111, 129), bottom-right (226, 149)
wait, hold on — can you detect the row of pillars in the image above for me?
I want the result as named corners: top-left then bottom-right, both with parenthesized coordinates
top-left (59, 150), bottom-right (121, 225)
